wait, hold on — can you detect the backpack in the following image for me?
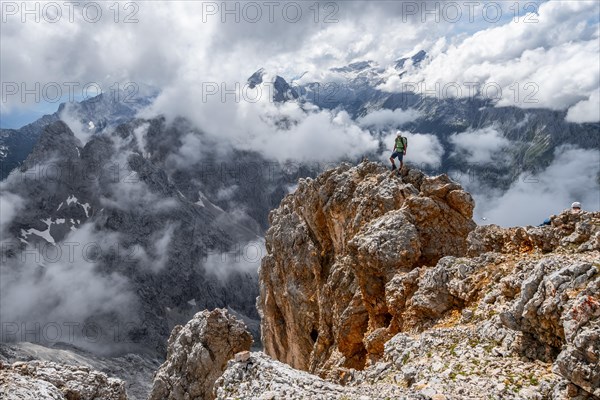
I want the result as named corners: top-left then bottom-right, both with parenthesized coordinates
top-left (395, 136), bottom-right (407, 152)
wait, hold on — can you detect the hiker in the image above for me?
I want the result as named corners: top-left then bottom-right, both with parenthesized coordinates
top-left (390, 132), bottom-right (408, 172)
top-left (539, 202), bottom-right (582, 226)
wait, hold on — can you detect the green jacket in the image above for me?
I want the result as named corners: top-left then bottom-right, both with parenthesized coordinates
top-left (395, 136), bottom-right (407, 152)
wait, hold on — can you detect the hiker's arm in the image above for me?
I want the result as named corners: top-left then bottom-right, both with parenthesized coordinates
top-left (404, 142), bottom-right (408, 154)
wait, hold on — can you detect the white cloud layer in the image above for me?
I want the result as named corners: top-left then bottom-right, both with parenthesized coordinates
top-left (203, 239), bottom-right (266, 282)
top-left (381, 1), bottom-right (600, 121)
top-left (358, 108), bottom-right (422, 129)
top-left (3, 1), bottom-right (597, 122)
top-left (469, 145), bottom-right (600, 227)
top-left (0, 223), bottom-right (136, 352)
top-left (449, 127), bottom-right (511, 164)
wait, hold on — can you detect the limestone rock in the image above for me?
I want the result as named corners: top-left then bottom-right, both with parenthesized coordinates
top-left (148, 309), bottom-right (253, 400)
top-left (258, 161), bottom-right (476, 375)
top-left (468, 211), bottom-right (600, 256)
top-left (213, 352), bottom-right (409, 400)
top-left (258, 162), bottom-right (599, 397)
top-left (0, 360), bottom-right (127, 399)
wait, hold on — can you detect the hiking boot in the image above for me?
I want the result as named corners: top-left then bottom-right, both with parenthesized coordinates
top-left (391, 164), bottom-right (397, 171)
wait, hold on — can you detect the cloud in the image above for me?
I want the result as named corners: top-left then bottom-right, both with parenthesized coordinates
top-left (203, 239), bottom-right (265, 282)
top-left (100, 178), bottom-right (178, 212)
top-left (249, 107), bottom-right (379, 162)
top-left (0, 222), bottom-right (137, 352)
top-left (148, 77), bottom-right (380, 163)
top-left (357, 108), bottom-right (421, 129)
top-left (467, 145), bottom-right (600, 227)
top-left (379, 131), bottom-right (444, 167)
top-left (216, 185), bottom-right (238, 201)
top-left (59, 104), bottom-right (95, 145)
top-left (380, 1), bottom-right (600, 121)
top-left (449, 126), bottom-right (511, 164)
top-left (0, 192), bottom-right (24, 236)
top-left (133, 123), bottom-right (150, 157)
top-left (131, 223), bottom-right (177, 273)
top-left (566, 89), bottom-right (600, 123)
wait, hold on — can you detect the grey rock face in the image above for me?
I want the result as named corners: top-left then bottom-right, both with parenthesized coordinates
top-left (0, 342), bottom-right (160, 400)
top-left (256, 161), bottom-right (600, 398)
top-left (501, 259), bottom-right (600, 396)
top-left (214, 352), bottom-right (409, 400)
top-left (0, 360), bottom-right (128, 400)
top-left (148, 309), bottom-right (252, 400)
top-left (1, 119), bottom-right (261, 357)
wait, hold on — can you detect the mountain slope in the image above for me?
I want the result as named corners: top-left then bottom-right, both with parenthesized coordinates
top-left (0, 91), bottom-right (154, 180)
top-left (1, 119), bottom-right (261, 357)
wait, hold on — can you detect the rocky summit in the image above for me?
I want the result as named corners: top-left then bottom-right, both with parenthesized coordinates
top-left (259, 161), bottom-right (477, 374)
top-left (148, 309), bottom-right (253, 400)
top-left (249, 161), bottom-right (599, 399)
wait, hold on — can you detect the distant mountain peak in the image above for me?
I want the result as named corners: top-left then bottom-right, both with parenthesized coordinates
top-left (330, 60), bottom-right (375, 73)
top-left (247, 69), bottom-right (298, 102)
top-left (395, 49), bottom-right (427, 70)
top-left (247, 68), bottom-right (266, 89)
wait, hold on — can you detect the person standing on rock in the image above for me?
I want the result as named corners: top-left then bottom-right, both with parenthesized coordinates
top-left (539, 202), bottom-right (583, 226)
top-left (390, 131), bottom-right (408, 173)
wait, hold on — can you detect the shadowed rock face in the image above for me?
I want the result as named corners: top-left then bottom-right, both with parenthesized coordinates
top-left (258, 161), bottom-right (476, 374)
top-left (148, 309), bottom-right (253, 400)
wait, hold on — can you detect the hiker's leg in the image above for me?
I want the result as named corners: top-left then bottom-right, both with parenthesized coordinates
top-left (389, 155), bottom-right (396, 169)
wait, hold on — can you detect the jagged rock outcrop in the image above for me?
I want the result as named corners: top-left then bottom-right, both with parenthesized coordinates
top-left (0, 342), bottom-right (161, 400)
top-left (467, 211), bottom-right (600, 256)
top-left (0, 360), bottom-right (127, 399)
top-left (214, 352), bottom-right (408, 400)
top-left (500, 258), bottom-right (600, 397)
top-left (259, 161), bottom-right (476, 374)
top-left (148, 309), bottom-right (253, 400)
top-left (257, 161), bottom-right (599, 397)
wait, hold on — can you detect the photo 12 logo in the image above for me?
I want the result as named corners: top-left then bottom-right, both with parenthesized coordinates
top-left (1, 81), bottom-right (139, 104)
top-left (1, 240), bottom-right (141, 265)
top-left (400, 1), bottom-right (540, 24)
top-left (199, 1), bottom-right (339, 23)
top-left (1, 321), bottom-right (147, 344)
top-left (1, 1), bottom-right (139, 23)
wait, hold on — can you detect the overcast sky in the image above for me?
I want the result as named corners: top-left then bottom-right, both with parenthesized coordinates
top-left (2, 1), bottom-right (598, 121)
top-left (1, 0), bottom-right (599, 222)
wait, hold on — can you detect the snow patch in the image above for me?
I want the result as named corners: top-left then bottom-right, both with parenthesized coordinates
top-left (195, 190), bottom-right (209, 207)
top-left (66, 195), bottom-right (78, 205)
top-left (21, 227), bottom-right (55, 245)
